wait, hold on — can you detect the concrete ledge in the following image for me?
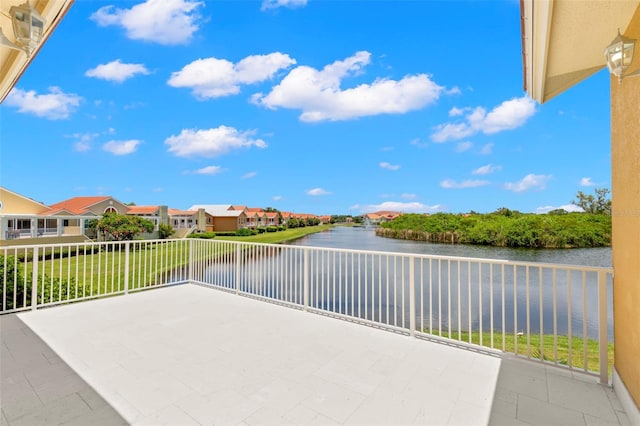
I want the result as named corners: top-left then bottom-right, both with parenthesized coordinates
top-left (613, 366), bottom-right (640, 426)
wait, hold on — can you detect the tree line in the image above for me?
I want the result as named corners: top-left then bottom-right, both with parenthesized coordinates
top-left (377, 189), bottom-right (612, 249)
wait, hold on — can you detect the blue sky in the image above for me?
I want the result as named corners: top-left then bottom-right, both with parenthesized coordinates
top-left (1, 0), bottom-right (611, 215)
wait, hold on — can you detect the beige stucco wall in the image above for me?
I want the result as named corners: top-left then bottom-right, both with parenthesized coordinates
top-left (611, 11), bottom-right (640, 409)
top-left (88, 199), bottom-right (129, 215)
top-left (0, 188), bottom-right (50, 215)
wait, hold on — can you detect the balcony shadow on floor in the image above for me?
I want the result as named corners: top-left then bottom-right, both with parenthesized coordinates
top-left (1, 313), bottom-right (128, 426)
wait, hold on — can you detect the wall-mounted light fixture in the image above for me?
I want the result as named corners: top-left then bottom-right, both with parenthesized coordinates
top-left (0, 27), bottom-right (23, 51)
top-left (604, 29), bottom-right (636, 83)
top-left (0, 2), bottom-right (46, 56)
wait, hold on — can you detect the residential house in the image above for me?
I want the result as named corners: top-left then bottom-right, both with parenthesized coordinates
top-left (0, 188), bottom-right (129, 245)
top-left (47, 195), bottom-right (130, 240)
top-left (319, 215), bottom-right (332, 224)
top-left (190, 205), bottom-right (247, 233)
top-left (363, 211), bottom-right (402, 226)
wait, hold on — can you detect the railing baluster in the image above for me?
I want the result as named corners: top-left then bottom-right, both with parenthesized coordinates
top-left (31, 247), bottom-right (38, 311)
top-left (598, 270), bottom-right (608, 384)
top-left (582, 271), bottom-right (588, 373)
top-left (409, 257), bottom-right (415, 337)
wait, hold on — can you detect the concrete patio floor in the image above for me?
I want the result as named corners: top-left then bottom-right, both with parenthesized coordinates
top-left (1, 284), bottom-right (631, 426)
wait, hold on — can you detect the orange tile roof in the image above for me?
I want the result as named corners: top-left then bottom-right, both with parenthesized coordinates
top-left (265, 212), bottom-right (279, 218)
top-left (229, 205), bottom-right (247, 211)
top-left (169, 209), bottom-right (195, 216)
top-left (48, 196), bottom-right (111, 215)
top-left (127, 206), bottom-right (159, 214)
top-left (246, 207), bottom-right (264, 213)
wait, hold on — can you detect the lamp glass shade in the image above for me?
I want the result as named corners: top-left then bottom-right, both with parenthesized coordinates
top-left (604, 31), bottom-right (636, 81)
top-left (9, 2), bottom-right (45, 54)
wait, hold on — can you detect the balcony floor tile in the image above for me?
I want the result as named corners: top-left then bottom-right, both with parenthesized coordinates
top-left (2, 283), bottom-right (629, 426)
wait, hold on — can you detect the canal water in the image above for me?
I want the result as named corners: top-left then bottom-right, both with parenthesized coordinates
top-left (289, 225), bottom-right (612, 267)
top-left (205, 226), bottom-right (613, 341)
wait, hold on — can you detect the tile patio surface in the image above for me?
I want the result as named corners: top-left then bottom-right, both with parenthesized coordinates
top-left (1, 284), bottom-right (631, 426)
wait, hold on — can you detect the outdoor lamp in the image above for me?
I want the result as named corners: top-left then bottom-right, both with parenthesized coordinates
top-left (0, 27), bottom-right (22, 52)
top-left (604, 29), bottom-right (636, 82)
top-left (9, 2), bottom-right (45, 55)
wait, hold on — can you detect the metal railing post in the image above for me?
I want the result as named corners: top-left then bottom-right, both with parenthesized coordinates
top-left (409, 257), bottom-right (415, 336)
top-left (31, 247), bottom-right (38, 311)
top-left (124, 242), bottom-right (130, 295)
top-left (188, 239), bottom-right (194, 283)
top-left (235, 244), bottom-right (241, 294)
top-left (598, 270), bottom-right (609, 384)
top-left (303, 249), bottom-right (309, 311)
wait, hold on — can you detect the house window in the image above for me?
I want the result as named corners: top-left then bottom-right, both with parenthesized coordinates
top-left (104, 207), bottom-right (117, 213)
top-left (63, 220), bottom-right (69, 226)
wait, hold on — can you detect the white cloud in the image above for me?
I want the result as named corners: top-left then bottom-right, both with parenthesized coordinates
top-left (261, 0), bottom-right (307, 11)
top-left (193, 165), bottom-right (222, 175)
top-left (86, 59), bottom-right (150, 83)
top-left (534, 204), bottom-right (584, 214)
top-left (354, 201), bottom-right (443, 214)
top-left (379, 162), bottom-right (401, 171)
top-left (432, 96), bottom-right (536, 142)
top-left (307, 188), bottom-right (331, 196)
top-left (168, 53), bottom-right (296, 99)
top-left (472, 164), bottom-right (502, 175)
top-left (410, 138), bottom-right (429, 148)
top-left (448, 106), bottom-right (467, 117)
top-left (91, 0), bottom-right (203, 45)
top-left (455, 141), bottom-right (473, 153)
top-left (504, 174), bottom-right (551, 192)
top-left (401, 193), bottom-right (417, 200)
top-left (254, 51), bottom-right (446, 122)
top-left (165, 126), bottom-right (267, 158)
top-left (5, 87), bottom-right (81, 120)
top-left (580, 177), bottom-right (596, 187)
top-left (272, 195), bottom-right (283, 201)
top-left (440, 179), bottom-right (490, 189)
top-left (102, 139), bottom-right (141, 155)
top-left (480, 143), bottom-right (494, 155)
top-left (242, 171), bottom-right (257, 179)
top-left (67, 132), bottom-right (99, 152)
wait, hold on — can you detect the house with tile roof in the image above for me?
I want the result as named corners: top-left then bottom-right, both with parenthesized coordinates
top-left (189, 205), bottom-right (247, 233)
top-left (0, 188), bottom-right (127, 245)
top-left (363, 211), bottom-right (402, 226)
top-left (127, 206), bottom-right (203, 235)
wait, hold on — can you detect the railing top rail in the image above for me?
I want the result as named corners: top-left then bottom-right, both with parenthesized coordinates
top-left (0, 237), bottom-right (613, 273)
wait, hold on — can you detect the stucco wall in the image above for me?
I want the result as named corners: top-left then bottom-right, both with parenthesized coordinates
top-left (213, 217), bottom-right (239, 232)
top-left (611, 15), bottom-right (640, 409)
top-left (88, 199), bottom-right (129, 215)
top-left (0, 188), bottom-right (50, 214)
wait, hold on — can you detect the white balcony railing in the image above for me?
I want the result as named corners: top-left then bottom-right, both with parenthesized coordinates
top-left (1, 239), bottom-right (613, 383)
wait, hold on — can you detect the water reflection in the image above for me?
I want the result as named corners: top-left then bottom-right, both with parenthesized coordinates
top-left (202, 227), bottom-right (613, 342)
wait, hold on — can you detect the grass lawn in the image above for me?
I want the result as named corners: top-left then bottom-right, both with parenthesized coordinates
top-left (215, 224), bottom-right (334, 244)
top-left (423, 329), bottom-right (613, 374)
top-left (7, 227), bottom-right (333, 306)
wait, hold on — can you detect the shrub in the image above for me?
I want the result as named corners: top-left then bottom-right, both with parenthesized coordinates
top-left (266, 226), bottom-right (278, 232)
top-left (158, 224), bottom-right (174, 239)
top-left (257, 227), bottom-right (266, 234)
top-left (187, 232), bottom-right (216, 239)
top-left (235, 228), bottom-right (253, 236)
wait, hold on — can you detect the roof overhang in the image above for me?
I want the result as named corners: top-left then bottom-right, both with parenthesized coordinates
top-left (521, 0), bottom-right (640, 103)
top-left (0, 0), bottom-right (74, 103)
